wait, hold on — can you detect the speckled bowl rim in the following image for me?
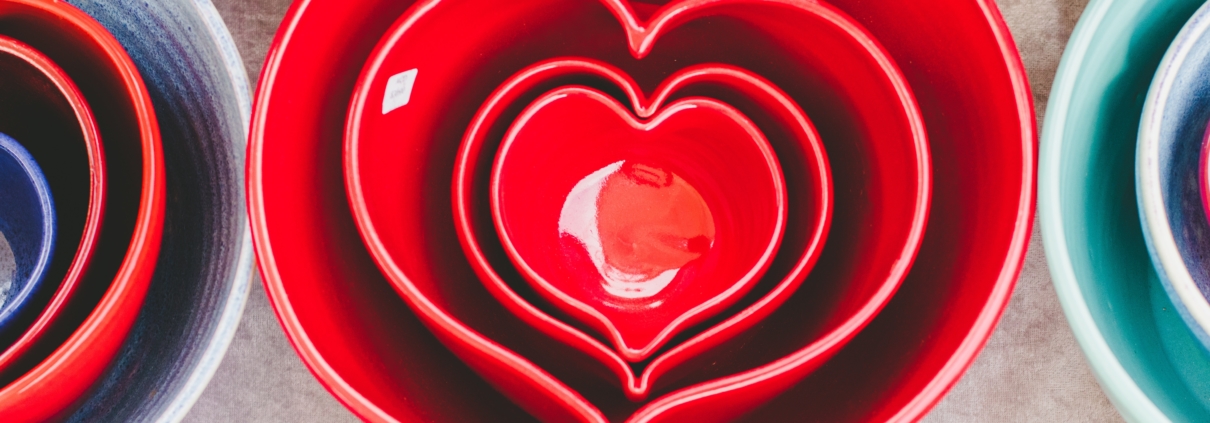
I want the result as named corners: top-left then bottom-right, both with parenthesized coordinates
top-left (66, 0), bottom-right (253, 420)
top-left (159, 2), bottom-right (253, 418)
top-left (146, 1), bottom-right (252, 420)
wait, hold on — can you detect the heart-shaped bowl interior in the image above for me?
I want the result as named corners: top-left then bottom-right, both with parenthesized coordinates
top-left (1042, 0), bottom-right (1210, 420)
top-left (0, 0), bottom-right (165, 420)
top-left (448, 58), bottom-right (832, 401)
top-left (57, 0), bottom-right (254, 420)
top-left (0, 132), bottom-right (55, 333)
top-left (252, 0), bottom-right (1031, 421)
top-left (0, 33), bottom-right (104, 380)
top-left (1137, 0), bottom-right (1210, 353)
top-left (490, 85), bottom-right (788, 361)
top-left (344, 0), bottom-right (926, 420)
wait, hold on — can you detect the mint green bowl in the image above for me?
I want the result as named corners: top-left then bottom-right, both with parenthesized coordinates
top-left (1041, 0), bottom-right (1210, 421)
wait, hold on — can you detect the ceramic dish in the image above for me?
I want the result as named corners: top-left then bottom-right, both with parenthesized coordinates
top-left (1041, 0), bottom-right (1210, 421)
top-left (344, 0), bottom-right (926, 419)
top-left (57, 0), bottom-right (255, 421)
top-left (448, 58), bottom-right (833, 400)
top-left (489, 84), bottom-right (789, 361)
top-left (252, 0), bottom-right (1032, 421)
top-left (0, 34), bottom-right (105, 378)
top-left (0, 0), bottom-right (165, 420)
top-left (0, 133), bottom-right (55, 332)
top-left (1138, 1), bottom-right (1210, 351)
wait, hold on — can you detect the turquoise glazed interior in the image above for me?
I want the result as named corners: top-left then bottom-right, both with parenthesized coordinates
top-left (1137, 2), bottom-right (1210, 353)
top-left (1041, 0), bottom-right (1210, 421)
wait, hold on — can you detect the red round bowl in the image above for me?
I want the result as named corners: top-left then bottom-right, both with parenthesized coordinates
top-left (0, 34), bottom-right (105, 380)
top-left (0, 0), bottom-right (165, 420)
top-left (343, 0), bottom-right (928, 419)
top-left (446, 58), bottom-right (832, 400)
top-left (252, 0), bottom-right (1031, 421)
top-left (255, 0), bottom-right (943, 420)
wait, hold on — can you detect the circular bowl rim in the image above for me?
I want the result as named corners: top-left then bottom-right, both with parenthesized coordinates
top-left (0, 131), bottom-right (56, 328)
top-left (0, 32), bottom-right (106, 378)
top-left (1136, 1), bottom-right (1210, 351)
top-left (1040, 0), bottom-right (1202, 420)
top-left (0, 0), bottom-right (165, 419)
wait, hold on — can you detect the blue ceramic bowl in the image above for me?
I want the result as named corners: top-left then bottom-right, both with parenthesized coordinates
top-left (1137, 2), bottom-right (1210, 354)
top-left (58, 0), bottom-right (253, 420)
top-left (1041, 0), bottom-right (1210, 421)
top-left (0, 132), bottom-right (55, 335)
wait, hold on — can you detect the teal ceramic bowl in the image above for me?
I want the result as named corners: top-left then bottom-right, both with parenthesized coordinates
top-left (1137, 2), bottom-right (1210, 353)
top-left (1041, 0), bottom-right (1210, 421)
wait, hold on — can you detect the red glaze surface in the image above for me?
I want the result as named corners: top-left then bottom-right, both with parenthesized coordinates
top-left (491, 85), bottom-right (787, 361)
top-left (345, 0), bottom-right (926, 420)
top-left (450, 59), bottom-right (831, 400)
top-left (253, 1), bottom-right (1031, 423)
top-left (0, 1), bottom-right (165, 420)
top-left (1201, 122), bottom-right (1210, 226)
top-left (0, 35), bottom-right (105, 380)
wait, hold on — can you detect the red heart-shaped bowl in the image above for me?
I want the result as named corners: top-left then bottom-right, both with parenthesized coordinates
top-left (0, 34), bottom-right (105, 379)
top-left (250, 0), bottom-right (1033, 421)
top-left (490, 85), bottom-right (788, 360)
top-left (449, 58), bottom-right (831, 399)
top-left (347, 0), bottom-right (926, 420)
top-left (0, 0), bottom-right (165, 420)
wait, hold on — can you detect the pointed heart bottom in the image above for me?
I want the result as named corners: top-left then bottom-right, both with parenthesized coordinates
top-left (492, 86), bottom-right (787, 361)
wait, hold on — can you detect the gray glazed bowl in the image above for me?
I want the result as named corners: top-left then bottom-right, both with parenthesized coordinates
top-left (61, 0), bottom-right (253, 421)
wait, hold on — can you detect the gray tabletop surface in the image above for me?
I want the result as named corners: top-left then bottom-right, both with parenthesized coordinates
top-left (185, 0), bottom-right (1122, 421)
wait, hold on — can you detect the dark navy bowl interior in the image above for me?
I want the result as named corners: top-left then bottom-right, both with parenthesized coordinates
top-left (61, 0), bottom-right (253, 420)
top-left (0, 132), bottom-right (55, 333)
top-left (1151, 13), bottom-right (1210, 325)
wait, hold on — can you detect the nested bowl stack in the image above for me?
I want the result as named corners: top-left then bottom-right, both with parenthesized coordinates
top-left (250, 0), bottom-right (1036, 421)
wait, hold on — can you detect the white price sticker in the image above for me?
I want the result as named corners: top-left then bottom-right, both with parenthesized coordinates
top-left (382, 68), bottom-right (418, 114)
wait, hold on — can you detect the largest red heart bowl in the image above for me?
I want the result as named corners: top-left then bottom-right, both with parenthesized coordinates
top-left (342, 0), bottom-right (928, 419)
top-left (0, 0), bottom-right (165, 420)
top-left (249, 0), bottom-right (1033, 422)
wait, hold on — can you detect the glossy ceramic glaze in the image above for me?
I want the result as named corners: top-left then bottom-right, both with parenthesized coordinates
top-left (0, 133), bottom-right (55, 333)
top-left (1041, 0), bottom-right (1210, 421)
top-left (491, 84), bottom-right (787, 361)
top-left (445, 58), bottom-right (831, 400)
top-left (344, 0), bottom-right (926, 420)
top-left (0, 33), bottom-right (103, 371)
top-left (254, 0), bottom-right (1031, 422)
top-left (59, 0), bottom-right (254, 421)
top-left (1201, 124), bottom-right (1210, 228)
top-left (0, 0), bottom-right (165, 421)
top-left (1138, 2), bottom-right (1210, 353)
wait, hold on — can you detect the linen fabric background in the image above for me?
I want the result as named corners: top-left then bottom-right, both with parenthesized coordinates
top-left (186, 0), bottom-right (1121, 421)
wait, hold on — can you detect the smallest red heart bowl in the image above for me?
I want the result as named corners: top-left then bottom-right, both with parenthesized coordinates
top-left (491, 85), bottom-right (787, 361)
